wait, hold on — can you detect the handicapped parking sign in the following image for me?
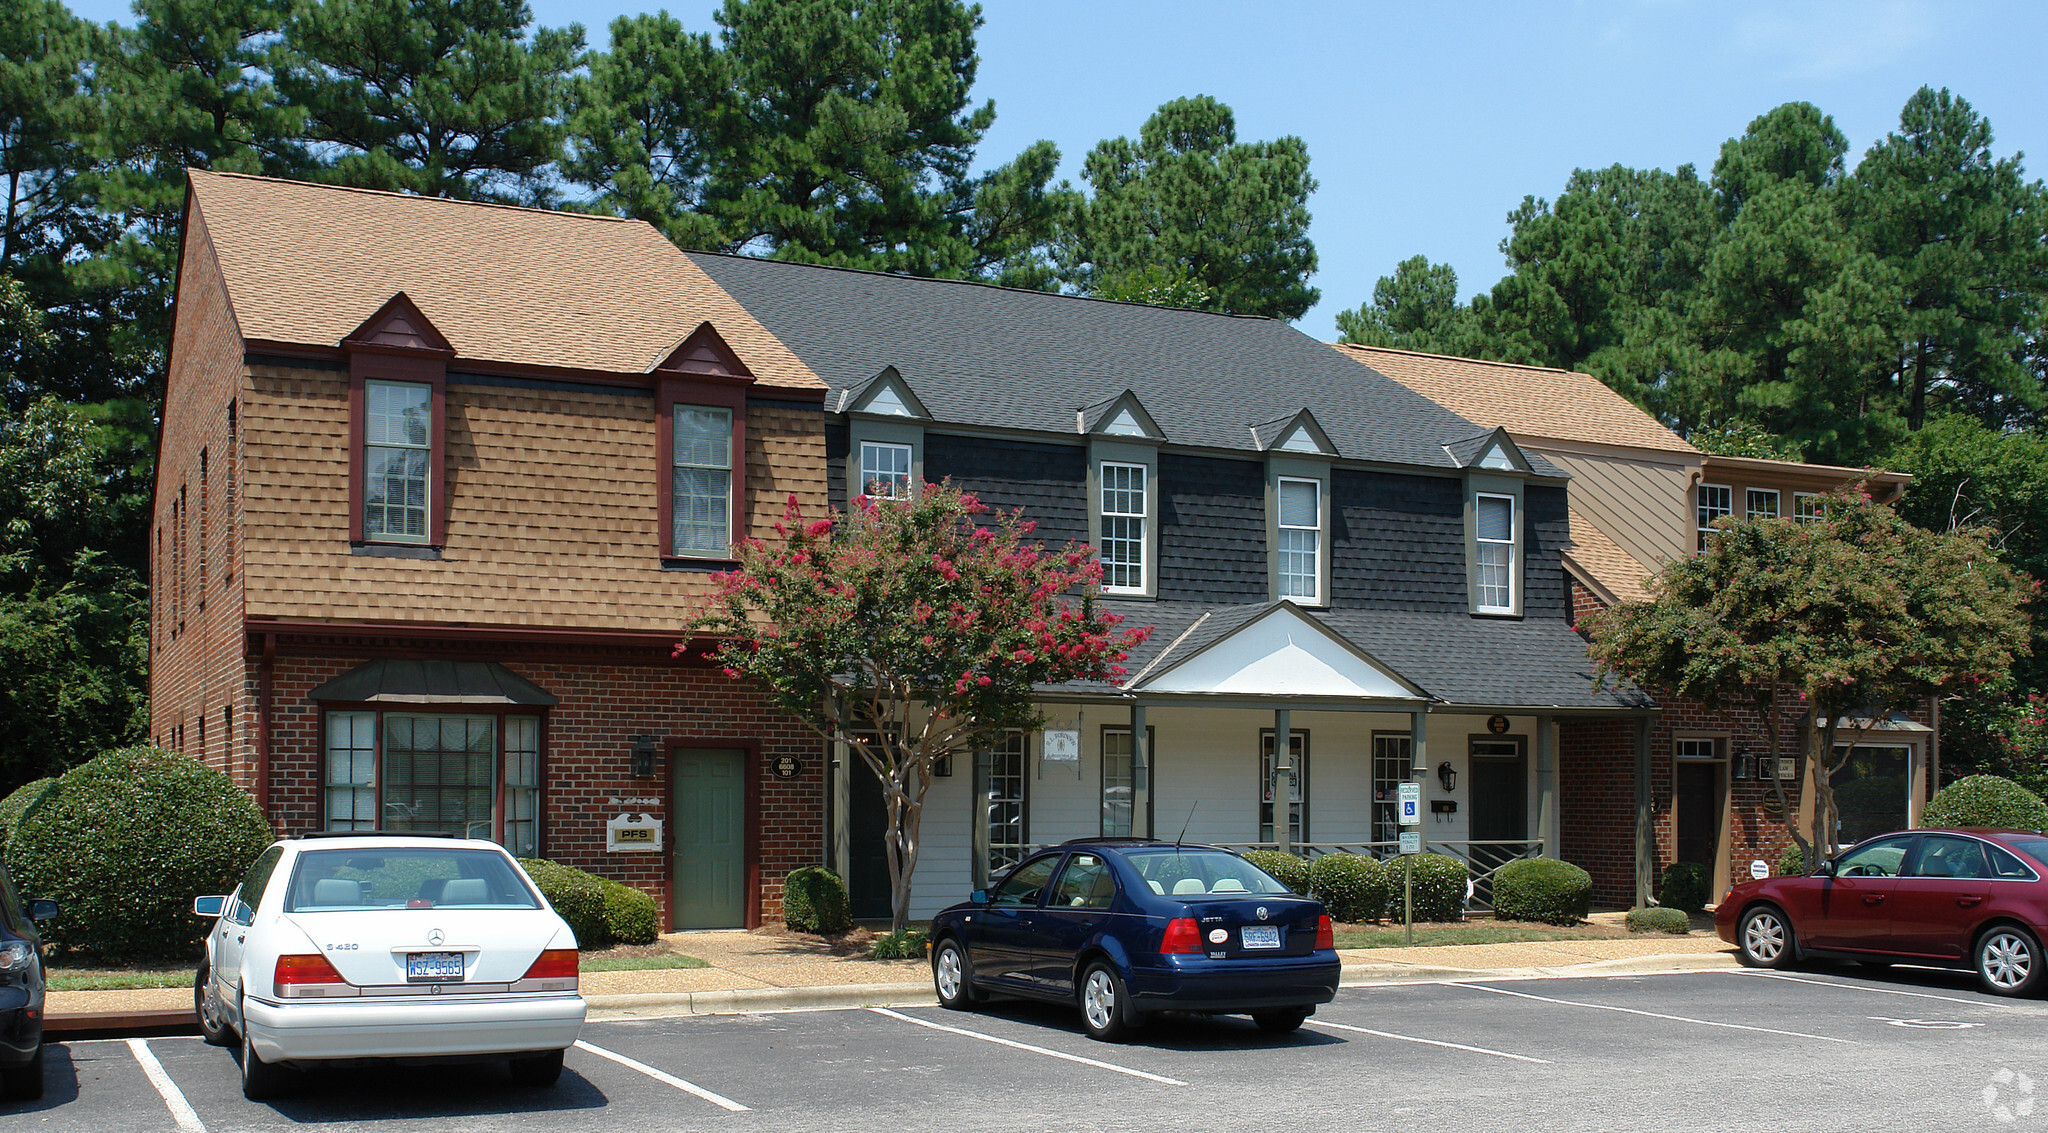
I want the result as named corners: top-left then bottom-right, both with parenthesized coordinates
top-left (1398, 782), bottom-right (1421, 826)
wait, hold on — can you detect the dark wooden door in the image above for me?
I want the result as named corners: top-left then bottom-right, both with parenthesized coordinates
top-left (847, 760), bottom-right (891, 920)
top-left (1675, 762), bottom-right (1720, 869)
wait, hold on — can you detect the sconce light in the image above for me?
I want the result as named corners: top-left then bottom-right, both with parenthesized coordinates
top-left (1437, 761), bottom-right (1457, 793)
top-left (1733, 749), bottom-right (1754, 780)
top-left (934, 752), bottom-right (954, 778)
top-left (630, 735), bottom-right (657, 779)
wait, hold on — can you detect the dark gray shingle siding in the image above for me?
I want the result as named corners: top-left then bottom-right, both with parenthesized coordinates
top-left (1329, 469), bottom-right (1468, 613)
top-left (1158, 453), bottom-right (1266, 603)
top-left (825, 422), bottom-right (848, 509)
top-left (1525, 483), bottom-right (1570, 620)
top-left (924, 432), bottom-right (1089, 546)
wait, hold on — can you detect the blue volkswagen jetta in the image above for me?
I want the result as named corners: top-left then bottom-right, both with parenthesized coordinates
top-left (928, 838), bottom-right (1339, 1041)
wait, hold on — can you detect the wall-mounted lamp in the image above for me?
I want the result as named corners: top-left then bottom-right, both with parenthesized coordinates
top-left (1437, 761), bottom-right (1457, 793)
top-left (1733, 749), bottom-right (1754, 780)
top-left (630, 735), bottom-right (658, 779)
top-left (933, 752), bottom-right (954, 778)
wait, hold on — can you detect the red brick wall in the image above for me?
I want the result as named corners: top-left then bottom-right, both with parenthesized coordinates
top-left (263, 653), bottom-right (825, 928)
top-left (1559, 719), bottom-right (1643, 907)
top-left (1569, 577), bottom-right (1606, 632)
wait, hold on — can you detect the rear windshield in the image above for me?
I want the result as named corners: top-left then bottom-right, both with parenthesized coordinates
top-left (284, 848), bottom-right (540, 913)
top-left (1125, 848), bottom-right (1291, 898)
top-left (2004, 838), bottom-right (2048, 873)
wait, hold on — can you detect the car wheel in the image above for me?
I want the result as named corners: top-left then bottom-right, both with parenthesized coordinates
top-left (1252, 1008), bottom-right (1310, 1035)
top-left (1737, 905), bottom-right (1795, 969)
top-left (1078, 962), bottom-right (1137, 1042)
top-left (195, 962), bottom-right (234, 1047)
top-left (1977, 926), bottom-right (2045, 997)
top-left (239, 999), bottom-right (294, 1101)
top-left (508, 1048), bottom-right (565, 1088)
top-left (932, 939), bottom-right (982, 1010)
top-left (0, 1042), bottom-right (42, 1101)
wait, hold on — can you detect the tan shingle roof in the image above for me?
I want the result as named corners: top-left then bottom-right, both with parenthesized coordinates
top-left (1564, 508), bottom-right (1655, 605)
top-left (1332, 343), bottom-right (1694, 455)
top-left (186, 170), bottom-right (822, 390)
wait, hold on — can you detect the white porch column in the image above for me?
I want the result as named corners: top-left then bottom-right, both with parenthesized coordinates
top-left (1131, 701), bottom-right (1149, 837)
top-left (1274, 708), bottom-right (1292, 855)
top-left (1536, 713), bottom-right (1558, 860)
top-left (1410, 709), bottom-right (1429, 853)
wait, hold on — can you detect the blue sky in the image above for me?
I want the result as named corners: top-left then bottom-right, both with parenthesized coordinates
top-left (70, 0), bottom-right (2048, 338)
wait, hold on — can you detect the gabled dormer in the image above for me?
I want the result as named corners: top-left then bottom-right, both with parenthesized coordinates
top-left (1253, 410), bottom-right (1336, 605)
top-left (1443, 425), bottom-right (1534, 473)
top-left (1250, 409), bottom-right (1335, 456)
top-left (652, 322), bottom-right (754, 564)
top-left (840, 367), bottom-right (930, 501)
top-left (653, 320), bottom-right (755, 382)
top-left (342, 293), bottom-right (454, 551)
top-left (1445, 427), bottom-right (1538, 616)
top-left (1076, 390), bottom-right (1163, 598)
top-left (1077, 389), bottom-right (1164, 440)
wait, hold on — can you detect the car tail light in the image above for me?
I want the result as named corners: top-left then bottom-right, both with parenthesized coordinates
top-left (1160, 917), bottom-right (1202, 954)
top-left (1315, 914), bottom-right (1335, 950)
top-left (514, 948), bottom-right (580, 992)
top-left (274, 953), bottom-right (353, 998)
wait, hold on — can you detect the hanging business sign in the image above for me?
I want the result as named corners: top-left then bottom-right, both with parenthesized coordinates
top-left (606, 812), bottom-right (664, 853)
top-left (1042, 729), bottom-right (1080, 763)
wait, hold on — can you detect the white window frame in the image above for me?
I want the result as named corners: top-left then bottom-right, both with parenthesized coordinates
top-left (1100, 726), bottom-right (1152, 837)
top-left (858, 440), bottom-right (913, 501)
top-left (1697, 483), bottom-right (1732, 551)
top-left (1793, 492), bottom-right (1826, 523)
top-left (1098, 460), bottom-right (1148, 594)
top-left (1746, 488), bottom-right (1780, 521)
top-left (671, 404), bottom-right (733, 557)
top-left (363, 379), bottom-right (432, 543)
top-left (1475, 491), bottom-right (1517, 614)
top-left (1276, 476), bottom-right (1323, 602)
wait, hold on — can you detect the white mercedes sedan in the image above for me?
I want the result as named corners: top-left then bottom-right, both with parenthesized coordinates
top-left (192, 833), bottom-right (587, 1100)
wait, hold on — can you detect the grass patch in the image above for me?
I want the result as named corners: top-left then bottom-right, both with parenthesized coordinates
top-left (581, 953), bottom-right (709, 973)
top-left (47, 968), bottom-right (191, 992)
top-left (1334, 924), bottom-right (1620, 949)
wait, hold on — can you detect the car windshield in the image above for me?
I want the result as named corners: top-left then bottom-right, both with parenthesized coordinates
top-left (284, 847), bottom-right (540, 912)
top-left (2004, 838), bottom-right (2048, 872)
top-left (1125, 848), bottom-right (1290, 897)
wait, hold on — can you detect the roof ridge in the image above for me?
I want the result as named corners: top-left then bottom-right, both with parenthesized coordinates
top-left (1331, 340), bottom-right (1589, 380)
top-left (191, 169), bottom-right (641, 226)
top-left (683, 249), bottom-right (1281, 323)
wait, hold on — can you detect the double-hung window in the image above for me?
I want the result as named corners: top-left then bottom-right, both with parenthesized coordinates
top-left (1099, 462), bottom-right (1147, 593)
top-left (1475, 493), bottom-right (1516, 613)
top-left (1101, 727), bottom-right (1151, 837)
top-left (363, 380), bottom-right (432, 542)
top-left (1746, 488), bottom-right (1780, 521)
top-left (859, 441), bottom-right (912, 500)
top-left (1793, 493), bottom-right (1826, 523)
top-left (1697, 484), bottom-right (1732, 550)
top-left (672, 405), bottom-right (733, 557)
top-left (1277, 477), bottom-right (1321, 601)
top-left (325, 711), bottom-right (542, 856)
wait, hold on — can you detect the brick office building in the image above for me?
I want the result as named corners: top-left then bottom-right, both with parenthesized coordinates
top-left (149, 171), bottom-right (834, 928)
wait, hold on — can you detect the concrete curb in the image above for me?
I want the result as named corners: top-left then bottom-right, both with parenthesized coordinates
top-left (588, 982), bottom-right (936, 1019)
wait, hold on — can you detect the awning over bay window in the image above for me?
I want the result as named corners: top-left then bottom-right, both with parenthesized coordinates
top-left (307, 659), bottom-right (559, 706)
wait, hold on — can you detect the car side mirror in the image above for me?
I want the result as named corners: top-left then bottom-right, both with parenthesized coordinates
top-left (1814, 859), bottom-right (1837, 878)
top-left (193, 895), bottom-right (226, 918)
top-left (27, 899), bottom-right (55, 922)
top-left (970, 889), bottom-right (989, 906)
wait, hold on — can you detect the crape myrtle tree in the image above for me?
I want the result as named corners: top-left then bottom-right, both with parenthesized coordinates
top-left (1583, 485), bottom-right (2031, 871)
top-left (690, 483), bottom-right (1150, 934)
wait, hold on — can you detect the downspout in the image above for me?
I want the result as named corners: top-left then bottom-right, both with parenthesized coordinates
top-left (258, 632), bottom-right (276, 832)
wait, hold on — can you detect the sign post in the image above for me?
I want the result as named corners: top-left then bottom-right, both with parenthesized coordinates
top-left (1398, 783), bottom-right (1421, 945)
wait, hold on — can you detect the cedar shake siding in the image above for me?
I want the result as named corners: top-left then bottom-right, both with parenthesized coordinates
top-left (1156, 452), bottom-right (1267, 604)
top-left (920, 433), bottom-right (1090, 547)
top-left (1329, 470), bottom-right (1466, 612)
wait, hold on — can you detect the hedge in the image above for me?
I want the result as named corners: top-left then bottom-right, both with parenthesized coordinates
top-left (1658, 862), bottom-right (1711, 913)
top-left (1381, 852), bottom-right (1468, 923)
top-left (10, 747), bottom-right (271, 961)
top-left (1308, 853), bottom-right (1387, 923)
top-left (518, 859), bottom-right (657, 948)
top-left (1777, 842), bottom-right (1814, 877)
top-left (0, 778), bottom-right (53, 853)
top-left (1922, 775), bottom-right (2048, 832)
top-left (1626, 906), bottom-right (1693, 934)
top-left (782, 865), bottom-right (851, 933)
top-left (1492, 858), bottom-right (1592, 925)
top-left (1241, 850), bottom-right (1310, 896)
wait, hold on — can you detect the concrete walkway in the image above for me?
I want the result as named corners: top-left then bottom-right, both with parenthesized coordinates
top-left (45, 925), bottom-right (1735, 1034)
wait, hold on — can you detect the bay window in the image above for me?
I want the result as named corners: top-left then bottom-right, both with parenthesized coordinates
top-left (324, 710), bottom-right (543, 856)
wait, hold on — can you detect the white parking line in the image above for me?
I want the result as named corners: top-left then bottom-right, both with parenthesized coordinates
top-left (573, 1040), bottom-right (750, 1111)
top-left (1736, 969), bottom-right (2039, 1010)
top-left (868, 1008), bottom-right (1186, 1086)
top-left (1309, 1019), bottom-right (1551, 1064)
top-left (125, 1038), bottom-right (206, 1133)
top-left (1451, 982), bottom-right (1857, 1043)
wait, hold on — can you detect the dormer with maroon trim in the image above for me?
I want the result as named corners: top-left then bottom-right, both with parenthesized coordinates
top-left (344, 293), bottom-right (456, 552)
top-left (652, 321), bottom-right (755, 565)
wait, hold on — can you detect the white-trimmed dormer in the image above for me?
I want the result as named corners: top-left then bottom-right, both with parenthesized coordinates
top-left (841, 366), bottom-right (930, 502)
top-left (1080, 390), bottom-right (1163, 598)
top-left (1254, 410), bottom-right (1335, 605)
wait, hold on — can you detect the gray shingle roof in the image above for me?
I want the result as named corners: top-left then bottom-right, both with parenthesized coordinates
top-left (686, 253), bottom-right (1491, 470)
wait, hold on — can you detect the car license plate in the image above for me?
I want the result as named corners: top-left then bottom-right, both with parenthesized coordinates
top-left (406, 951), bottom-right (464, 981)
top-left (1240, 926), bottom-right (1281, 950)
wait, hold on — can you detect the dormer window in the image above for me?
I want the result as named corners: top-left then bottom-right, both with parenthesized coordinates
top-left (1476, 493), bottom-right (1516, 613)
top-left (859, 440), bottom-right (913, 500)
top-left (1099, 461), bottom-right (1148, 592)
top-left (363, 380), bottom-right (432, 542)
top-left (344, 293), bottom-right (451, 550)
top-left (671, 405), bottom-right (733, 556)
top-left (1277, 477), bottom-right (1322, 601)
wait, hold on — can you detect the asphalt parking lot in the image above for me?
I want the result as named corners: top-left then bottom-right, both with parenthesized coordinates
top-left (11, 966), bottom-right (2048, 1132)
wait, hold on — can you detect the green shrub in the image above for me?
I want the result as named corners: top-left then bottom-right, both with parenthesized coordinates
top-left (782, 865), bottom-right (851, 933)
top-left (1308, 853), bottom-right (1388, 923)
top-left (868, 928), bottom-right (928, 960)
top-left (1922, 774), bottom-right (2048, 832)
top-left (1492, 858), bottom-right (1593, 926)
top-left (598, 876), bottom-right (659, 945)
top-left (11, 747), bottom-right (271, 962)
top-left (1241, 850), bottom-right (1310, 896)
top-left (1777, 843), bottom-right (1815, 877)
top-left (519, 858), bottom-right (613, 949)
top-left (1381, 853), bottom-right (1469, 923)
top-left (0, 778), bottom-right (53, 853)
top-left (1625, 906), bottom-right (1693, 934)
top-left (1658, 862), bottom-right (1711, 913)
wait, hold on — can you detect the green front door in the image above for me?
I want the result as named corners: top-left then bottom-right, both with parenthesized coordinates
top-left (673, 748), bottom-right (748, 929)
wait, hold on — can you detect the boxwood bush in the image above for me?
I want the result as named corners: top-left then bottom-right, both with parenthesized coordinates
top-left (0, 777), bottom-right (53, 853)
top-left (782, 865), bottom-right (851, 933)
top-left (518, 859), bottom-right (655, 948)
top-left (1308, 852), bottom-right (1387, 923)
top-left (11, 747), bottom-right (271, 961)
top-left (1491, 858), bottom-right (1593, 925)
top-left (1777, 842), bottom-right (1814, 877)
top-left (1922, 775), bottom-right (2048, 832)
top-left (1381, 853), bottom-right (1468, 923)
top-left (1658, 862), bottom-right (1711, 913)
top-left (1241, 850), bottom-right (1310, 896)
top-left (1625, 906), bottom-right (1693, 934)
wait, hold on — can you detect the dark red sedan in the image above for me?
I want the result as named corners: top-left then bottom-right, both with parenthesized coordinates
top-left (1717, 828), bottom-right (2048, 996)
